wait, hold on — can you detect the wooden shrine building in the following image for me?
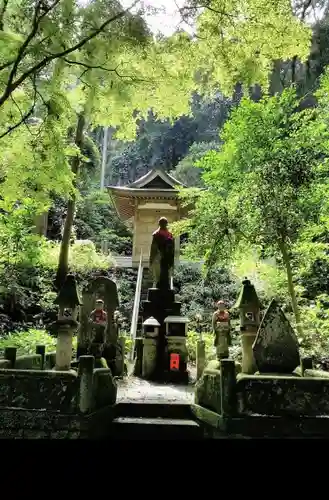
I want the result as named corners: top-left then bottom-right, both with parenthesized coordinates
top-left (107, 169), bottom-right (187, 267)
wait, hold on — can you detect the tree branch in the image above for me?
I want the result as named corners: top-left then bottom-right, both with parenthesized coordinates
top-left (0, 0), bottom-right (9, 31)
top-left (5, 0), bottom-right (61, 93)
top-left (63, 57), bottom-right (152, 83)
top-left (0, 58), bottom-right (17, 72)
top-left (178, 1), bottom-right (237, 20)
top-left (11, 95), bottom-right (34, 135)
top-left (0, 73), bottom-right (37, 140)
top-left (0, 103), bottom-right (34, 140)
top-left (0, 0), bottom-right (141, 109)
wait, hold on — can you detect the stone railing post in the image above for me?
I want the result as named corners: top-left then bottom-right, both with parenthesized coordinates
top-left (301, 356), bottom-right (313, 376)
top-left (4, 347), bottom-right (17, 368)
top-left (220, 359), bottom-right (237, 418)
top-left (36, 345), bottom-right (46, 370)
top-left (78, 355), bottom-right (95, 414)
top-left (196, 340), bottom-right (205, 380)
top-left (117, 336), bottom-right (126, 377)
top-left (133, 338), bottom-right (143, 377)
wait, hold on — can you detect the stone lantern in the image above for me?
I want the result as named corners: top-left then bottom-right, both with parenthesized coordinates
top-left (164, 316), bottom-right (189, 383)
top-left (164, 315), bottom-right (189, 336)
top-left (143, 316), bottom-right (160, 338)
top-left (53, 274), bottom-right (82, 371)
top-left (234, 277), bottom-right (261, 374)
top-left (142, 317), bottom-right (160, 379)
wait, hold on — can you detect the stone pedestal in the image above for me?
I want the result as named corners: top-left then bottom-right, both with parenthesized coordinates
top-left (165, 336), bottom-right (188, 383)
top-left (142, 338), bottom-right (157, 378)
top-left (138, 285), bottom-right (189, 382)
top-left (140, 288), bottom-right (178, 381)
top-left (241, 331), bottom-right (257, 374)
top-left (56, 325), bottom-right (74, 371)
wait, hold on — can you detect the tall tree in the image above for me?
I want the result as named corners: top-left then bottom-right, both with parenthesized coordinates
top-left (0, 0), bottom-right (314, 288)
top-left (174, 85), bottom-right (329, 334)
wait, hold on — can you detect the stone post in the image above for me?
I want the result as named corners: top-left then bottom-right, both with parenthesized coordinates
top-left (78, 355), bottom-right (95, 414)
top-left (78, 290), bottom-right (94, 358)
top-left (196, 340), bottom-right (205, 380)
top-left (116, 336), bottom-right (126, 377)
top-left (4, 347), bottom-right (17, 368)
top-left (220, 359), bottom-right (237, 418)
top-left (55, 325), bottom-right (74, 371)
top-left (36, 345), bottom-right (45, 370)
top-left (301, 356), bottom-right (313, 376)
top-left (241, 329), bottom-right (257, 374)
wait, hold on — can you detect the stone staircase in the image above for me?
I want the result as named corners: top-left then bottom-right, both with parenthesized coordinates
top-left (110, 401), bottom-right (204, 439)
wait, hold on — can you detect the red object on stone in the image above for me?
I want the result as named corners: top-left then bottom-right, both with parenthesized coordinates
top-left (170, 353), bottom-right (180, 371)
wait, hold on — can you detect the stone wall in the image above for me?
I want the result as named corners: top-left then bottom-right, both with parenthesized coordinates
top-left (93, 368), bottom-right (117, 410)
top-left (0, 405), bottom-right (116, 439)
top-left (0, 349), bottom-right (56, 370)
top-left (195, 360), bottom-right (241, 414)
top-left (0, 369), bottom-right (79, 411)
top-left (235, 374), bottom-right (329, 417)
top-left (15, 354), bottom-right (43, 370)
top-left (0, 351), bottom-right (118, 439)
top-left (193, 359), bottom-right (329, 437)
top-left (0, 408), bottom-right (88, 439)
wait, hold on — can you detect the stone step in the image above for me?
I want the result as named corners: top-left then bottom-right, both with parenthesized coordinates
top-left (115, 401), bottom-right (193, 419)
top-left (110, 417), bottom-right (203, 440)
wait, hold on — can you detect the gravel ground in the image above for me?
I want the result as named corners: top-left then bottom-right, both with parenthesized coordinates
top-left (116, 365), bottom-right (196, 404)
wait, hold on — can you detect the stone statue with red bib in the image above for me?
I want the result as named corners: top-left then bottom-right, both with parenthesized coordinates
top-left (212, 300), bottom-right (231, 360)
top-left (149, 217), bottom-right (175, 290)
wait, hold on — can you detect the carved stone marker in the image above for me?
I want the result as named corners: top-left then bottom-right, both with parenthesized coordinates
top-left (77, 275), bottom-right (120, 371)
top-left (90, 276), bottom-right (119, 346)
top-left (253, 299), bottom-right (300, 374)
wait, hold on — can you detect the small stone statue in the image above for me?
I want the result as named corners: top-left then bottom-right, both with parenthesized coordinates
top-left (212, 300), bottom-right (231, 360)
top-left (149, 217), bottom-right (175, 290)
top-left (89, 299), bottom-right (107, 345)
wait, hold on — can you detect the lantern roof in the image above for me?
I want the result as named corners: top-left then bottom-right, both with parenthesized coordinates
top-left (143, 316), bottom-right (161, 327)
top-left (164, 316), bottom-right (189, 323)
top-left (54, 274), bottom-right (82, 308)
top-left (234, 277), bottom-right (261, 309)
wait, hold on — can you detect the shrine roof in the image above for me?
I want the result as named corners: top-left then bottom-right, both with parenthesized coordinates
top-left (107, 169), bottom-right (186, 221)
top-left (107, 169), bottom-right (184, 195)
top-left (128, 169), bottom-right (184, 189)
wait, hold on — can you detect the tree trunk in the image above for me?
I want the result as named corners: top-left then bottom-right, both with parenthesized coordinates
top-left (55, 113), bottom-right (86, 289)
top-left (279, 239), bottom-right (303, 336)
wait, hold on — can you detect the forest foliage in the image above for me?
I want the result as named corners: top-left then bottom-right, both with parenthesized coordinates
top-left (1, 0), bottom-right (329, 360)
